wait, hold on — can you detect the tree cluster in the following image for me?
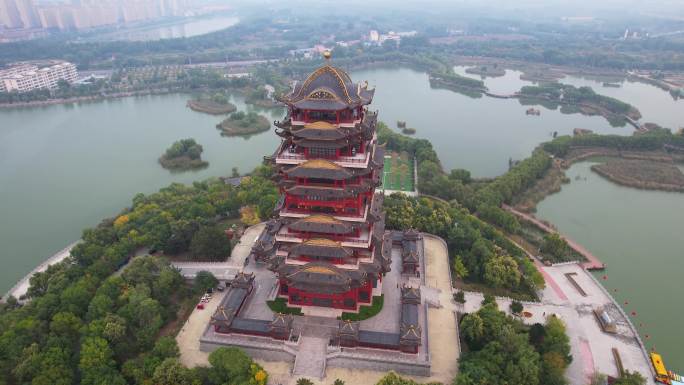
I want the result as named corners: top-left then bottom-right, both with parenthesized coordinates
top-left (519, 83), bottom-right (637, 116)
top-left (0, 171), bottom-right (279, 384)
top-left (457, 303), bottom-right (572, 385)
top-left (164, 138), bottom-right (204, 160)
top-left (375, 371), bottom-right (442, 385)
top-left (158, 138), bottom-right (209, 171)
top-left (384, 194), bottom-right (544, 298)
top-left (543, 130), bottom-right (684, 158)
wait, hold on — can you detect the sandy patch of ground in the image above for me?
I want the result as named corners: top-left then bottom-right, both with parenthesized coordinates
top-left (177, 291), bottom-right (226, 367)
top-left (423, 235), bottom-right (460, 383)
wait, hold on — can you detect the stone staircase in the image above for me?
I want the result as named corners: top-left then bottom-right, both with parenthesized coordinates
top-left (292, 335), bottom-right (328, 379)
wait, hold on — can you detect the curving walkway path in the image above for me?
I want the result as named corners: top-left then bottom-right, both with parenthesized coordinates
top-left (502, 204), bottom-right (606, 270)
top-left (2, 240), bottom-right (80, 303)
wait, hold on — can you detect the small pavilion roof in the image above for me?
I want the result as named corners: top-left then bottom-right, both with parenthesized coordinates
top-left (401, 286), bottom-right (421, 304)
top-left (232, 272), bottom-right (254, 289)
top-left (230, 318), bottom-right (271, 334)
top-left (402, 249), bottom-right (419, 263)
top-left (211, 285), bottom-right (249, 327)
top-left (358, 330), bottom-right (400, 347)
top-left (400, 324), bottom-right (422, 345)
top-left (339, 320), bottom-right (360, 336)
top-left (271, 313), bottom-right (293, 329)
top-left (401, 303), bottom-right (419, 329)
top-left (403, 228), bottom-right (423, 240)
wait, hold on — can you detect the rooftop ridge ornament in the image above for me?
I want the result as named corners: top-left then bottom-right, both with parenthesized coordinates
top-left (323, 50), bottom-right (332, 61)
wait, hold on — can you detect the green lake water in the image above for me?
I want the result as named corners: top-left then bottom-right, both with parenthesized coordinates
top-left (0, 93), bottom-right (280, 293)
top-left (537, 161), bottom-right (684, 373)
top-left (0, 66), bottom-right (682, 369)
top-left (352, 67), bottom-right (631, 176)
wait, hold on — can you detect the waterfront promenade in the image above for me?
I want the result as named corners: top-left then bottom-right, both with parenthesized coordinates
top-left (2, 240), bottom-right (79, 303)
top-left (501, 230), bottom-right (654, 383)
top-left (502, 204), bottom-right (606, 270)
top-left (458, 261), bottom-right (656, 385)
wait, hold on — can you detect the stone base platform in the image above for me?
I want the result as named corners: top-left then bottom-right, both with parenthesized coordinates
top-left (199, 328), bottom-right (430, 378)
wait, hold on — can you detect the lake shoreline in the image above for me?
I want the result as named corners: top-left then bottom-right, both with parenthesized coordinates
top-left (513, 146), bottom-right (684, 213)
top-left (0, 88), bottom-right (182, 109)
top-left (186, 99), bottom-right (237, 115)
top-left (591, 159), bottom-right (684, 192)
top-left (2, 241), bottom-right (79, 303)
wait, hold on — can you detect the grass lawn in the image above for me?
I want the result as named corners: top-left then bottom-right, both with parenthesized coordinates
top-left (382, 152), bottom-right (416, 192)
top-left (340, 295), bottom-right (384, 321)
top-left (266, 297), bottom-right (303, 315)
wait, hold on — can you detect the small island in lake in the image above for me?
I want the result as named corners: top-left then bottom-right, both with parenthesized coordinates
top-left (519, 69), bottom-right (564, 83)
top-left (428, 71), bottom-right (487, 98)
top-left (158, 138), bottom-right (209, 171)
top-left (465, 65), bottom-right (506, 78)
top-left (517, 83), bottom-right (641, 125)
top-left (591, 158), bottom-right (684, 192)
top-left (217, 111), bottom-right (271, 136)
top-left (396, 121), bottom-right (415, 134)
top-left (187, 93), bottom-right (236, 115)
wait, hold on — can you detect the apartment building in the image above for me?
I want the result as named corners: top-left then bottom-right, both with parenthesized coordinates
top-left (0, 62), bottom-right (78, 92)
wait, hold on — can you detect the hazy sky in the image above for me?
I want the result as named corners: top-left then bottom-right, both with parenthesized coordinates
top-left (233, 0), bottom-right (684, 20)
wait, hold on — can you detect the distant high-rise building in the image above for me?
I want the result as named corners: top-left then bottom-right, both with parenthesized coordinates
top-left (37, 6), bottom-right (60, 29)
top-left (0, 0), bottom-right (23, 28)
top-left (160, 0), bottom-right (182, 17)
top-left (7, 0), bottom-right (184, 31)
top-left (15, 0), bottom-right (39, 28)
top-left (369, 30), bottom-right (379, 42)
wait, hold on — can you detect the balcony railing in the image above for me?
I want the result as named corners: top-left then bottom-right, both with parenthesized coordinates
top-left (276, 150), bottom-right (370, 164)
top-left (281, 206), bottom-right (361, 217)
top-left (276, 228), bottom-right (371, 245)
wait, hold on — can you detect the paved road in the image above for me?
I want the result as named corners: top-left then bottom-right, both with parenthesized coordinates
top-left (423, 235), bottom-right (461, 383)
top-left (177, 290), bottom-right (227, 367)
top-left (171, 223), bottom-right (266, 280)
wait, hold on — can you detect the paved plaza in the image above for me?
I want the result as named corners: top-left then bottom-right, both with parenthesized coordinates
top-left (171, 223), bottom-right (266, 280)
top-left (459, 262), bottom-right (655, 385)
top-left (175, 228), bottom-right (465, 385)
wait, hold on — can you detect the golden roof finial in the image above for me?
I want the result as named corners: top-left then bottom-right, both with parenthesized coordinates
top-left (323, 50), bottom-right (332, 61)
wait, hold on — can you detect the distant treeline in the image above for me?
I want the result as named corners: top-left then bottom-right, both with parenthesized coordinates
top-left (519, 83), bottom-right (637, 116)
top-left (543, 130), bottom-right (684, 157)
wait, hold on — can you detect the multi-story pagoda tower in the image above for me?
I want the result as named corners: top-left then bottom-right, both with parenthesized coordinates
top-left (253, 52), bottom-right (391, 312)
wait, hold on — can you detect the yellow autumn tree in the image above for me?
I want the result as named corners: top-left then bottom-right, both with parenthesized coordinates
top-left (113, 214), bottom-right (129, 228)
top-left (254, 369), bottom-right (267, 385)
top-left (240, 205), bottom-right (261, 225)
